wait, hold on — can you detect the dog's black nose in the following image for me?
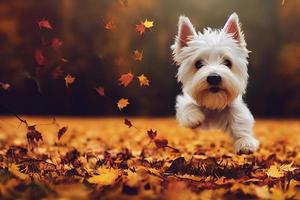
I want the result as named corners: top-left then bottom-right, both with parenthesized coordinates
top-left (207, 73), bottom-right (221, 85)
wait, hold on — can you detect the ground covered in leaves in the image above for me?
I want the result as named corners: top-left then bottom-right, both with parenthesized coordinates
top-left (0, 117), bottom-right (300, 200)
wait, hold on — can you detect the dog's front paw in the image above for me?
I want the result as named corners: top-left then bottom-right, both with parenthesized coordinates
top-left (177, 104), bottom-right (204, 129)
top-left (234, 136), bottom-right (259, 154)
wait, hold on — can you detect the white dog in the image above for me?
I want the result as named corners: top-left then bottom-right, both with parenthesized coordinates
top-left (172, 13), bottom-right (259, 154)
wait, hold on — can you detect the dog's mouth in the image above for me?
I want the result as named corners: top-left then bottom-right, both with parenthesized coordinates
top-left (209, 87), bottom-right (221, 93)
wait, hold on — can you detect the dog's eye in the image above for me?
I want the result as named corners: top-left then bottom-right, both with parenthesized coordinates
top-left (195, 60), bottom-right (204, 69)
top-left (223, 59), bottom-right (232, 68)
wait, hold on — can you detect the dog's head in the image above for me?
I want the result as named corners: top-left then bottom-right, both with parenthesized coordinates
top-left (172, 13), bottom-right (250, 110)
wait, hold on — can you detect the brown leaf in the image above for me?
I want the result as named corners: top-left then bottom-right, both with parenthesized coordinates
top-left (154, 138), bottom-right (168, 148)
top-left (58, 126), bottom-right (68, 140)
top-left (124, 118), bottom-right (133, 128)
top-left (27, 125), bottom-right (43, 148)
top-left (147, 129), bottom-right (157, 140)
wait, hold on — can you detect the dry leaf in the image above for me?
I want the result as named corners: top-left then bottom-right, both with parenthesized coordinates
top-left (280, 162), bottom-right (298, 172)
top-left (0, 82), bottom-right (10, 90)
top-left (58, 126), bottom-right (68, 140)
top-left (95, 86), bottom-right (105, 96)
top-left (143, 19), bottom-right (154, 28)
top-left (137, 74), bottom-right (150, 87)
top-left (35, 50), bottom-right (47, 65)
top-left (124, 118), bottom-right (133, 128)
top-left (132, 50), bottom-right (143, 61)
top-left (37, 19), bottom-right (53, 30)
top-left (135, 22), bottom-right (145, 35)
top-left (87, 167), bottom-right (120, 185)
top-left (119, 72), bottom-right (134, 87)
top-left (266, 165), bottom-right (284, 178)
top-left (104, 20), bottom-right (115, 31)
top-left (64, 74), bottom-right (76, 88)
top-left (117, 98), bottom-right (129, 110)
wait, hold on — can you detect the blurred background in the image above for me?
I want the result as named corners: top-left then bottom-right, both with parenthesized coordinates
top-left (0, 0), bottom-right (299, 117)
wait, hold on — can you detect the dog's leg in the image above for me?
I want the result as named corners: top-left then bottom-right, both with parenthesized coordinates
top-left (229, 98), bottom-right (260, 154)
top-left (175, 94), bottom-right (205, 128)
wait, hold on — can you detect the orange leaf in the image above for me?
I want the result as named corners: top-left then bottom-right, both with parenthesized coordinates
top-left (117, 98), bottom-right (129, 110)
top-left (137, 74), bottom-right (150, 87)
top-left (95, 86), bottom-right (105, 96)
top-left (119, 72), bottom-right (134, 87)
top-left (135, 22), bottom-right (145, 35)
top-left (132, 50), bottom-right (143, 61)
top-left (104, 20), bottom-right (115, 31)
top-left (64, 74), bottom-right (76, 88)
top-left (37, 19), bottom-right (53, 30)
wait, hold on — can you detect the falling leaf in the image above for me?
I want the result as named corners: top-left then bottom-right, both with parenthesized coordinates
top-left (35, 50), bottom-right (47, 65)
top-left (137, 74), bottom-right (150, 87)
top-left (87, 167), bottom-right (120, 185)
top-left (135, 22), bottom-right (145, 35)
top-left (147, 129), bottom-right (157, 140)
top-left (64, 74), bottom-right (76, 88)
top-left (132, 50), bottom-right (143, 61)
top-left (104, 20), bottom-right (115, 31)
top-left (118, 0), bottom-right (128, 7)
top-left (117, 98), bottom-right (129, 110)
top-left (143, 19), bottom-right (154, 28)
top-left (124, 118), bottom-right (133, 128)
top-left (61, 58), bottom-right (68, 62)
top-left (0, 82), bottom-right (10, 90)
top-left (37, 19), bottom-right (53, 30)
top-left (266, 165), bottom-right (284, 178)
top-left (58, 126), bottom-right (68, 140)
top-left (27, 125), bottom-right (43, 148)
top-left (51, 38), bottom-right (62, 49)
top-left (95, 86), bottom-right (105, 96)
top-left (118, 72), bottom-right (134, 87)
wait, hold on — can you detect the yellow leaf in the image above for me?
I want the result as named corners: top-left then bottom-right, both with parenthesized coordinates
top-left (254, 185), bottom-right (272, 199)
top-left (143, 19), bottom-right (154, 28)
top-left (266, 165), bottom-right (284, 178)
top-left (8, 164), bottom-right (29, 180)
top-left (87, 167), bottom-right (120, 185)
top-left (137, 74), bottom-right (150, 87)
top-left (64, 74), bottom-right (76, 88)
top-left (117, 98), bottom-right (129, 110)
top-left (280, 162), bottom-right (298, 172)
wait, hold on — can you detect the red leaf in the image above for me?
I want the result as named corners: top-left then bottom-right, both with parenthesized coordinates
top-left (51, 38), bottom-right (62, 49)
top-left (147, 129), bottom-right (157, 140)
top-left (135, 22), bottom-right (145, 35)
top-left (37, 19), bottom-right (53, 30)
top-left (58, 126), bottom-right (68, 140)
top-left (95, 86), bottom-right (105, 96)
top-left (35, 50), bottom-right (47, 65)
top-left (118, 72), bottom-right (134, 87)
top-left (124, 118), bottom-right (133, 128)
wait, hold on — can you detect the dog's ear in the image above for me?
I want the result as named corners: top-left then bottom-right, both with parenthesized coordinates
top-left (223, 13), bottom-right (246, 48)
top-left (172, 16), bottom-right (196, 62)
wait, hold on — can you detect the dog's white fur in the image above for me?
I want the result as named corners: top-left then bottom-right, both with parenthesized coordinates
top-left (172, 13), bottom-right (259, 153)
